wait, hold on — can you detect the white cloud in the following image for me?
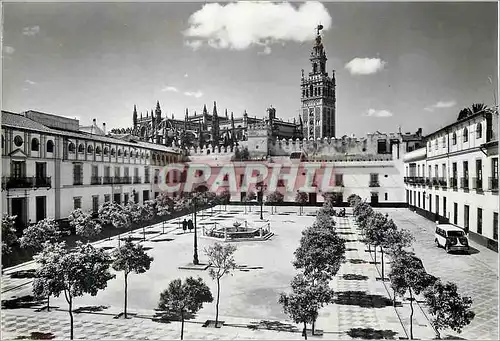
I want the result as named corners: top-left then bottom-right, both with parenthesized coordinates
top-left (345, 58), bottom-right (386, 75)
top-left (424, 100), bottom-right (456, 112)
top-left (365, 108), bottom-right (393, 117)
top-left (258, 46), bottom-right (272, 55)
top-left (25, 80), bottom-right (37, 85)
top-left (162, 86), bottom-right (179, 92)
top-left (184, 91), bottom-right (203, 98)
top-left (4, 46), bottom-right (15, 54)
top-left (184, 1), bottom-right (332, 53)
top-left (23, 25), bottom-right (40, 36)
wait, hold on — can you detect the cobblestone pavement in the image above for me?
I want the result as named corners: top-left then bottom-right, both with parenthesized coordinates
top-left (2, 207), bottom-right (495, 340)
top-left (379, 208), bottom-right (499, 341)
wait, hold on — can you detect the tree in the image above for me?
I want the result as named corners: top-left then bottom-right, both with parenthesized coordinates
top-left (457, 103), bottom-right (488, 121)
top-left (68, 209), bottom-right (102, 240)
top-left (295, 192), bottom-right (308, 215)
top-left (98, 202), bottom-right (131, 245)
top-left (244, 190), bottom-right (256, 213)
top-left (383, 228), bottom-right (415, 257)
top-left (266, 191), bottom-right (284, 214)
top-left (34, 241), bottom-right (114, 340)
top-left (423, 280), bottom-right (475, 339)
top-left (205, 243), bottom-right (237, 327)
top-left (389, 251), bottom-right (438, 339)
top-left (158, 277), bottom-right (214, 340)
top-left (353, 202), bottom-right (374, 236)
top-left (347, 194), bottom-right (361, 207)
top-left (20, 218), bottom-right (61, 253)
top-left (320, 196), bottom-right (336, 216)
top-left (111, 239), bottom-right (154, 318)
top-left (313, 209), bottom-right (336, 230)
top-left (2, 214), bottom-right (18, 257)
top-left (155, 193), bottom-right (174, 217)
top-left (217, 189), bottom-right (231, 210)
top-left (364, 213), bottom-right (396, 264)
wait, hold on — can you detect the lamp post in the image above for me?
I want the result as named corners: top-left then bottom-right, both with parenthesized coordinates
top-left (256, 183), bottom-right (266, 220)
top-left (193, 199), bottom-right (199, 265)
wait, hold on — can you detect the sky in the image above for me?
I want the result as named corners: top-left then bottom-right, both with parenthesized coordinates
top-left (2, 1), bottom-right (498, 137)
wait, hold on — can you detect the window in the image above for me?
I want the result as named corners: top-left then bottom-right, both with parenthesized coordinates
top-left (452, 132), bottom-right (457, 145)
top-left (124, 150), bottom-right (128, 157)
top-left (385, 193), bottom-right (389, 201)
top-left (494, 212), bottom-right (498, 240)
top-left (114, 193), bottom-right (121, 204)
top-left (143, 190), bottom-right (149, 203)
top-left (14, 136), bottom-right (23, 147)
top-left (435, 195), bottom-right (439, 215)
top-left (454, 203), bottom-right (458, 224)
top-left (73, 197), bottom-right (82, 210)
top-left (443, 197), bottom-right (447, 219)
top-left (492, 158), bottom-right (498, 180)
top-left (435, 140), bottom-right (438, 150)
top-left (370, 173), bottom-right (379, 186)
top-left (417, 193), bottom-right (420, 206)
top-left (68, 142), bottom-right (76, 153)
top-left (87, 145), bottom-right (93, 153)
top-left (46, 140), bottom-right (54, 153)
top-left (442, 136), bottom-right (446, 148)
top-left (31, 138), bottom-right (40, 151)
top-left (476, 123), bottom-right (482, 139)
top-left (335, 174), bottom-right (343, 186)
top-left (78, 144), bottom-right (85, 153)
top-left (12, 161), bottom-right (25, 178)
top-left (428, 165), bottom-right (432, 178)
top-left (114, 166), bottom-right (120, 177)
top-left (91, 165), bottom-right (98, 177)
top-left (92, 196), bottom-right (99, 213)
top-left (423, 193), bottom-right (426, 209)
top-left (104, 194), bottom-right (110, 203)
top-left (476, 159), bottom-right (483, 181)
top-left (463, 128), bottom-right (468, 142)
top-left (144, 167), bottom-right (150, 183)
top-left (96, 146), bottom-right (102, 155)
top-left (477, 208), bottom-right (483, 234)
top-left (104, 147), bottom-right (109, 155)
top-left (124, 193), bottom-right (129, 204)
top-left (464, 205), bottom-right (470, 233)
top-left (111, 148), bottom-right (115, 156)
top-left (118, 149), bottom-right (122, 157)
top-left (73, 164), bottom-right (83, 185)
top-left (36, 196), bottom-right (46, 222)
top-left (435, 165), bottom-right (438, 178)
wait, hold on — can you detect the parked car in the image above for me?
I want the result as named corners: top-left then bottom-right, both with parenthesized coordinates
top-left (434, 223), bottom-right (470, 253)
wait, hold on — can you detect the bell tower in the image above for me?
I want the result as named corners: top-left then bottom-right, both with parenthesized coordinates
top-left (301, 25), bottom-right (336, 139)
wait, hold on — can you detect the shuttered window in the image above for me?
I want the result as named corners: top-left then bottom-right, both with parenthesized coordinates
top-left (73, 164), bottom-right (83, 185)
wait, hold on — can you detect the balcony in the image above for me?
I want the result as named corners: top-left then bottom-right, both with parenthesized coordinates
top-left (133, 176), bottom-right (141, 184)
top-left (432, 178), bottom-right (439, 187)
top-left (460, 177), bottom-right (469, 191)
top-left (103, 176), bottom-right (113, 185)
top-left (489, 177), bottom-right (498, 192)
top-left (438, 177), bottom-right (447, 188)
top-left (114, 176), bottom-right (132, 184)
top-left (144, 177), bottom-right (150, 184)
top-left (472, 177), bottom-right (483, 193)
top-left (3, 176), bottom-right (52, 190)
top-left (449, 177), bottom-right (458, 190)
top-left (369, 181), bottom-right (380, 187)
top-left (425, 178), bottom-right (431, 186)
top-left (90, 176), bottom-right (102, 185)
top-left (334, 181), bottom-right (344, 187)
top-left (73, 179), bottom-right (83, 186)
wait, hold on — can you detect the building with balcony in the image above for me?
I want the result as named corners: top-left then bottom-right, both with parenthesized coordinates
top-left (1, 110), bottom-right (180, 231)
top-left (403, 109), bottom-right (499, 251)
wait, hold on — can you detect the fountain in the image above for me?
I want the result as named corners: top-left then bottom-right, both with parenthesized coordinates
top-left (202, 219), bottom-right (273, 242)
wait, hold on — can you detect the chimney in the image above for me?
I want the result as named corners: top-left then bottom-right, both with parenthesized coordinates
top-left (103, 122), bottom-right (106, 134)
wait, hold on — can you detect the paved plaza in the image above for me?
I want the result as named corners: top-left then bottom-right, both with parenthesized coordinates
top-left (1, 206), bottom-right (498, 340)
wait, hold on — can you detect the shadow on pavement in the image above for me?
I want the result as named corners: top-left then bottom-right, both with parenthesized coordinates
top-left (9, 269), bottom-right (37, 279)
top-left (347, 259), bottom-right (369, 264)
top-left (334, 291), bottom-right (394, 308)
top-left (247, 320), bottom-right (300, 333)
top-left (152, 309), bottom-right (196, 324)
top-left (2, 295), bottom-right (45, 309)
top-left (73, 305), bottom-right (109, 314)
top-left (337, 232), bottom-right (356, 235)
top-left (342, 274), bottom-right (369, 281)
top-left (14, 332), bottom-right (55, 340)
top-left (347, 327), bottom-right (398, 339)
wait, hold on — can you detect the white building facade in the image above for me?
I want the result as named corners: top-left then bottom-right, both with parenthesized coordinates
top-left (404, 110), bottom-right (499, 251)
top-left (1, 110), bottom-right (180, 231)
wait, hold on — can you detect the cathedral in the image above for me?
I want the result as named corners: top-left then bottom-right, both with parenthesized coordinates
top-left (110, 25), bottom-right (335, 149)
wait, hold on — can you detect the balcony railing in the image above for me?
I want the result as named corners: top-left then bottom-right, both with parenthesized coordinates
top-left (369, 181), bottom-right (380, 187)
top-left (432, 178), bottom-right (439, 187)
top-left (438, 177), bottom-right (447, 188)
top-left (90, 176), bottom-right (102, 185)
top-left (114, 176), bottom-right (132, 184)
top-left (488, 177), bottom-right (498, 192)
top-left (103, 176), bottom-right (113, 184)
top-left (472, 177), bottom-right (483, 193)
top-left (144, 176), bottom-right (150, 184)
top-left (133, 176), bottom-right (141, 184)
top-left (449, 177), bottom-right (458, 190)
top-left (425, 178), bottom-right (431, 186)
top-left (460, 177), bottom-right (469, 190)
top-left (3, 176), bottom-right (52, 189)
top-left (73, 179), bottom-right (83, 186)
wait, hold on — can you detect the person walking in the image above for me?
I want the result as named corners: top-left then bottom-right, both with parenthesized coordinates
top-left (182, 219), bottom-right (188, 232)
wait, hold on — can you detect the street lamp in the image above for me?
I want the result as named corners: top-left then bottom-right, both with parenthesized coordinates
top-left (256, 183), bottom-right (267, 220)
top-left (192, 199), bottom-right (199, 265)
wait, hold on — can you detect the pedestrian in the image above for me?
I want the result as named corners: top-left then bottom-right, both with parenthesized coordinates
top-left (182, 219), bottom-right (187, 232)
top-left (187, 219), bottom-right (194, 232)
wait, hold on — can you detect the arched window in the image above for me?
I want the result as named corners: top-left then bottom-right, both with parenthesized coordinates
top-left (96, 146), bottom-right (102, 155)
top-left (31, 138), bottom-right (40, 151)
top-left (476, 123), bottom-right (482, 138)
top-left (87, 145), bottom-right (93, 153)
top-left (14, 136), bottom-right (23, 147)
top-left (1, 135), bottom-right (4, 149)
top-left (452, 132), bottom-right (457, 145)
top-left (309, 84), bottom-right (313, 95)
top-left (117, 149), bottom-right (122, 157)
top-left (78, 144), bottom-right (85, 153)
top-left (103, 147), bottom-right (109, 155)
top-left (141, 152), bottom-right (144, 159)
top-left (313, 63), bottom-right (317, 73)
top-left (463, 128), bottom-right (469, 142)
top-left (124, 150), bottom-right (128, 157)
top-left (46, 140), bottom-right (54, 153)
top-left (442, 136), bottom-right (446, 148)
top-left (111, 148), bottom-right (115, 156)
top-left (68, 142), bottom-right (76, 153)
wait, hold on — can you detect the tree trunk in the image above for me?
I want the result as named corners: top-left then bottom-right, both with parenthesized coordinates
top-left (312, 320), bottom-right (316, 335)
top-left (181, 310), bottom-right (185, 340)
top-left (303, 322), bottom-right (308, 340)
top-left (435, 329), bottom-right (441, 339)
top-left (124, 272), bottom-right (128, 318)
top-left (409, 288), bottom-right (414, 340)
top-left (215, 277), bottom-right (221, 327)
top-left (143, 226), bottom-right (146, 241)
top-left (69, 294), bottom-right (74, 340)
top-left (380, 247), bottom-right (384, 280)
top-left (374, 246), bottom-right (377, 264)
top-left (47, 295), bottom-right (50, 312)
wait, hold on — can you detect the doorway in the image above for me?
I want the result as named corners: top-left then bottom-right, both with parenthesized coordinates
top-left (11, 198), bottom-right (27, 233)
top-left (36, 196), bottom-right (46, 222)
top-left (370, 192), bottom-right (379, 205)
top-left (308, 192), bottom-right (317, 205)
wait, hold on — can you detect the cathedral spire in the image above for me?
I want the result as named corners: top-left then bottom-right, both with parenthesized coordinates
top-left (133, 105), bottom-right (138, 127)
top-left (155, 101), bottom-right (162, 123)
top-left (225, 108), bottom-right (228, 119)
top-left (213, 101), bottom-right (218, 117)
